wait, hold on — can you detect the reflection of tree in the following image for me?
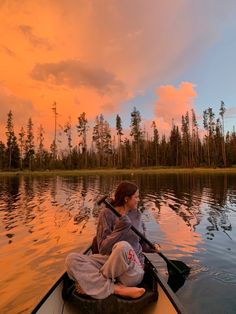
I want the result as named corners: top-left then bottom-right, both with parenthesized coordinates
top-left (22, 176), bottom-right (36, 225)
top-left (0, 176), bottom-right (20, 242)
top-left (50, 175), bottom-right (59, 205)
top-left (0, 176), bottom-right (52, 244)
top-left (73, 176), bottom-right (91, 230)
top-left (35, 176), bottom-right (50, 205)
top-left (135, 174), bottom-right (203, 231)
top-left (1, 173), bottom-right (235, 246)
top-left (136, 173), bottom-right (235, 241)
top-left (203, 174), bottom-right (233, 240)
top-left (24, 176), bottom-right (35, 199)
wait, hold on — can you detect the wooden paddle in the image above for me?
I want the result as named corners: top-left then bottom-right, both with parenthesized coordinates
top-left (97, 196), bottom-right (190, 289)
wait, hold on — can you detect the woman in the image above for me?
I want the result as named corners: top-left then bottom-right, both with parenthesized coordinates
top-left (66, 181), bottom-right (159, 299)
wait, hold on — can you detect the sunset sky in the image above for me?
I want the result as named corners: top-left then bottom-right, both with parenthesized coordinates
top-left (1, 0), bottom-right (236, 147)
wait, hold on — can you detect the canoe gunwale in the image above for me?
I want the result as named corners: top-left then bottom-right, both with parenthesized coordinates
top-left (144, 256), bottom-right (186, 314)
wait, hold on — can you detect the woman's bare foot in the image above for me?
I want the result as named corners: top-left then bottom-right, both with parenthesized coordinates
top-left (75, 282), bottom-right (86, 295)
top-left (114, 283), bottom-right (145, 298)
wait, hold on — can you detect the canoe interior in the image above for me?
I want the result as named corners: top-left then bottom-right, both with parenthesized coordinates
top-left (31, 250), bottom-right (185, 314)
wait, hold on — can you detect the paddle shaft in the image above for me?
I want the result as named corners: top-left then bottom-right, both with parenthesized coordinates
top-left (98, 196), bottom-right (185, 275)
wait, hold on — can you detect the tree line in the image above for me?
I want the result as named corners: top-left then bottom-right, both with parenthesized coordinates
top-left (0, 101), bottom-right (236, 171)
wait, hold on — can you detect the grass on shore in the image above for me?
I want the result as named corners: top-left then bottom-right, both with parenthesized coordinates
top-left (1, 167), bottom-right (236, 176)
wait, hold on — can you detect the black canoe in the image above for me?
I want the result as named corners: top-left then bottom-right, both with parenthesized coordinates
top-left (31, 246), bottom-right (186, 314)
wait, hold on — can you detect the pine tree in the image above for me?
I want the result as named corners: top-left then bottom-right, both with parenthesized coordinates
top-left (51, 102), bottom-right (58, 160)
top-left (123, 137), bottom-right (132, 168)
top-left (181, 112), bottom-right (191, 167)
top-left (92, 115), bottom-right (103, 167)
top-left (170, 124), bottom-right (181, 166)
top-left (228, 127), bottom-right (236, 165)
top-left (5, 110), bottom-right (20, 169)
top-left (103, 120), bottom-right (112, 167)
top-left (37, 124), bottom-right (45, 169)
top-left (219, 101), bottom-right (227, 167)
top-left (77, 112), bottom-right (89, 167)
top-left (64, 117), bottom-right (73, 168)
top-left (130, 107), bottom-right (142, 167)
top-left (215, 118), bottom-right (223, 166)
top-left (191, 109), bottom-right (199, 166)
top-left (25, 117), bottom-right (35, 170)
top-left (151, 121), bottom-right (159, 166)
top-left (0, 141), bottom-right (6, 170)
top-left (18, 127), bottom-right (25, 170)
top-left (159, 135), bottom-right (168, 165)
top-left (116, 114), bottom-right (123, 167)
top-left (92, 115), bottom-right (112, 167)
top-left (203, 108), bottom-right (216, 166)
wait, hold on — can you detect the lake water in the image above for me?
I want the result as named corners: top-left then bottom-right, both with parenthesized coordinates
top-left (0, 173), bottom-right (236, 314)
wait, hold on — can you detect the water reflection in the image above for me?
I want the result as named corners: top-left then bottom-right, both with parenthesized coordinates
top-left (0, 173), bottom-right (236, 313)
top-left (137, 174), bottom-right (236, 243)
top-left (0, 173), bottom-right (236, 248)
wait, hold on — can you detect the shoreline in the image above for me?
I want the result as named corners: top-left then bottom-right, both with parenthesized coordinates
top-left (1, 167), bottom-right (236, 176)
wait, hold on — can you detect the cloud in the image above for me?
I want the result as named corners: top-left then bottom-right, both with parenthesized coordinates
top-left (0, 0), bottom-right (236, 141)
top-left (0, 45), bottom-right (16, 58)
top-left (31, 60), bottom-right (126, 95)
top-left (18, 24), bottom-right (52, 50)
top-left (155, 82), bottom-right (197, 128)
top-left (51, 0), bottom-right (236, 90)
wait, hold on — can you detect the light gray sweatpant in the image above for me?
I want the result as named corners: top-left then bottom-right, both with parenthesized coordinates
top-left (65, 241), bottom-right (144, 299)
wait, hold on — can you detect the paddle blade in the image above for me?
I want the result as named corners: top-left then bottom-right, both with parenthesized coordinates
top-left (167, 260), bottom-right (190, 292)
top-left (167, 272), bottom-right (186, 293)
top-left (167, 259), bottom-right (190, 277)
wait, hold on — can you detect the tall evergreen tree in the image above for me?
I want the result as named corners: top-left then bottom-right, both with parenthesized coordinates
top-left (123, 137), bottom-right (132, 168)
top-left (151, 121), bottom-right (159, 166)
top-left (64, 117), bottom-right (73, 168)
top-left (181, 112), bottom-right (191, 167)
top-left (159, 135), bottom-right (168, 165)
top-left (215, 118), bottom-right (224, 166)
top-left (203, 108), bottom-right (216, 166)
top-left (130, 107), bottom-right (142, 167)
top-left (219, 101), bottom-right (227, 166)
top-left (37, 124), bottom-right (45, 169)
top-left (92, 115), bottom-right (112, 167)
top-left (18, 127), bottom-right (25, 170)
top-left (103, 120), bottom-right (112, 167)
top-left (5, 110), bottom-right (20, 169)
top-left (191, 109), bottom-right (199, 166)
top-left (227, 128), bottom-right (236, 165)
top-left (25, 117), bottom-right (35, 170)
top-left (116, 114), bottom-right (123, 167)
top-left (93, 115), bottom-right (103, 167)
top-left (77, 112), bottom-right (89, 167)
top-left (51, 102), bottom-right (58, 160)
top-left (170, 124), bottom-right (181, 166)
top-left (0, 141), bottom-right (6, 170)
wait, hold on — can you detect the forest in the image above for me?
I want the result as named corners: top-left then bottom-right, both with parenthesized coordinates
top-left (1, 101), bottom-right (236, 171)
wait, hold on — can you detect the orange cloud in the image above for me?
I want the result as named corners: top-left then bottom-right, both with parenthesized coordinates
top-left (155, 82), bottom-right (197, 129)
top-left (0, 0), bottom-right (233, 142)
top-left (31, 60), bottom-right (125, 94)
top-left (18, 25), bottom-right (53, 50)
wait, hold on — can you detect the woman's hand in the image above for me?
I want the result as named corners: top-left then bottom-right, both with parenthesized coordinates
top-left (153, 243), bottom-right (161, 252)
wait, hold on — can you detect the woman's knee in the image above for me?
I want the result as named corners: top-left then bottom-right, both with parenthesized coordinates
top-left (65, 252), bottom-right (81, 270)
top-left (112, 241), bottom-right (132, 252)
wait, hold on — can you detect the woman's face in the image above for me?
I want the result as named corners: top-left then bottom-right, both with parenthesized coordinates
top-left (126, 190), bottom-right (140, 210)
